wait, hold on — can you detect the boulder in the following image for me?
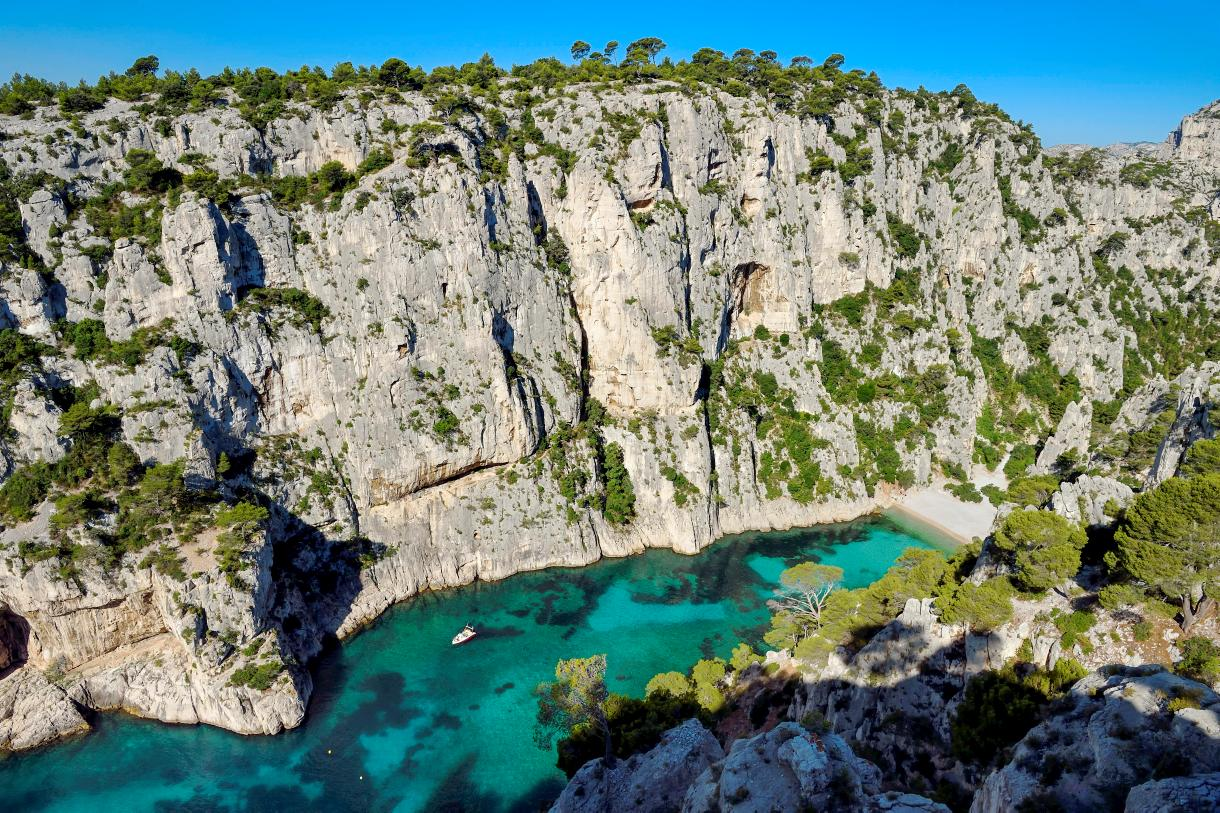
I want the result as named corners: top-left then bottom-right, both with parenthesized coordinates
top-left (971, 666), bottom-right (1220, 813)
top-left (1124, 773), bottom-right (1220, 812)
top-left (0, 666), bottom-right (89, 751)
top-left (682, 722), bottom-right (881, 812)
top-left (550, 719), bottom-right (724, 813)
top-left (1051, 475), bottom-right (1133, 527)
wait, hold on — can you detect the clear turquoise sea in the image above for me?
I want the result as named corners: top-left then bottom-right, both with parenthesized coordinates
top-left (0, 514), bottom-right (949, 812)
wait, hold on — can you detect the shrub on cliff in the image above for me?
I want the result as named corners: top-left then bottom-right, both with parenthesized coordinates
top-left (1181, 438), bottom-right (1220, 477)
top-left (691, 658), bottom-right (728, 712)
top-left (536, 655), bottom-right (616, 769)
top-left (58, 85), bottom-right (104, 113)
top-left (601, 442), bottom-right (635, 524)
top-left (952, 672), bottom-right (1042, 765)
top-left (1005, 473), bottom-right (1060, 507)
top-left (952, 656), bottom-right (1087, 767)
top-left (122, 149), bottom-right (182, 194)
top-left (228, 660), bottom-right (283, 690)
top-left (730, 642), bottom-right (763, 671)
top-left (886, 214), bottom-right (921, 258)
top-left (1114, 472), bottom-right (1220, 630)
top-left (238, 287), bottom-right (331, 335)
top-left (769, 547), bottom-right (952, 658)
top-left (1176, 637), bottom-right (1220, 685)
top-left (214, 500), bottom-right (269, 582)
top-left (645, 672), bottom-right (690, 697)
top-left (0, 328), bottom-right (47, 385)
top-left (554, 687), bottom-right (708, 777)
top-left (82, 182), bottom-right (164, 245)
top-left (0, 464), bottom-right (51, 523)
top-left (993, 509), bottom-right (1087, 592)
top-left (937, 577), bottom-right (1016, 631)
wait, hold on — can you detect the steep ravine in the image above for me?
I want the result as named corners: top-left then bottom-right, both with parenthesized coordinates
top-left (0, 59), bottom-right (1218, 756)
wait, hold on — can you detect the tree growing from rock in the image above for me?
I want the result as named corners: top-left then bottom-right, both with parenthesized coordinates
top-left (993, 508), bottom-right (1087, 592)
top-left (768, 562), bottom-right (844, 641)
top-left (729, 642), bottom-right (762, 671)
top-left (624, 37), bottom-right (667, 66)
top-left (378, 58), bottom-right (421, 90)
top-left (1176, 636), bottom-right (1220, 684)
top-left (644, 671), bottom-right (690, 698)
top-left (1181, 438), bottom-right (1220, 478)
top-left (938, 576), bottom-right (1016, 631)
top-left (125, 55), bottom-right (159, 77)
top-left (690, 658), bottom-right (727, 712)
top-left (1115, 473), bottom-right (1220, 631)
top-left (601, 442), bottom-right (635, 524)
top-left (535, 655), bottom-right (616, 766)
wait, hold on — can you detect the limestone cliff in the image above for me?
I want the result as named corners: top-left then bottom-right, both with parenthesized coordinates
top-left (0, 61), bottom-right (1217, 749)
top-left (971, 666), bottom-right (1220, 812)
top-left (550, 718), bottom-right (951, 813)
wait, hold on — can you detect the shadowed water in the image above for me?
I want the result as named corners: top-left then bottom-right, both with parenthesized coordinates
top-left (0, 514), bottom-right (950, 812)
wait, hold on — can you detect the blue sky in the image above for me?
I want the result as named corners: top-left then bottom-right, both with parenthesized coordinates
top-left (2, 0), bottom-right (1216, 145)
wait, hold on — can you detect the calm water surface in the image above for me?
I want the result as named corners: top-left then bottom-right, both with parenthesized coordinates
top-left (1, 514), bottom-right (949, 812)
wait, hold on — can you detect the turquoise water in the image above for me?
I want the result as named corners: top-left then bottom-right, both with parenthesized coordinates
top-left (1, 514), bottom-right (949, 812)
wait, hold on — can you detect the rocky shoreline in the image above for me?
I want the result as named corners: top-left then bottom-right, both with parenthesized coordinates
top-left (0, 55), bottom-right (1217, 772)
top-left (0, 487), bottom-right (939, 753)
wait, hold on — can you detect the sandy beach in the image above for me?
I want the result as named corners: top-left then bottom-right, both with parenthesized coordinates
top-left (884, 481), bottom-right (1000, 545)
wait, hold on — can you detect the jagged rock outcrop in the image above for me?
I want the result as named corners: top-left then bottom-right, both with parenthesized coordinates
top-left (1148, 364), bottom-right (1220, 487)
top-left (683, 722), bottom-right (886, 812)
top-left (971, 666), bottom-right (1220, 813)
top-left (550, 719), bottom-right (724, 813)
top-left (552, 719), bottom-right (950, 813)
top-left (1034, 400), bottom-right (1092, 472)
top-left (1165, 99), bottom-right (1220, 174)
top-left (0, 516), bottom-right (307, 748)
top-left (790, 596), bottom-right (969, 790)
top-left (0, 666), bottom-right (89, 750)
top-left (787, 587), bottom-right (1183, 796)
top-left (1050, 474), bottom-right (1133, 527)
top-left (1124, 773), bottom-right (1220, 812)
top-left (1, 70), bottom-right (1218, 748)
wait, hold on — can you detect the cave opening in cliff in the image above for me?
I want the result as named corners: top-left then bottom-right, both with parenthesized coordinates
top-left (0, 607), bottom-right (30, 674)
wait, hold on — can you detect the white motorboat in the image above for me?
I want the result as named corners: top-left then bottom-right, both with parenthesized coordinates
top-left (451, 623), bottom-right (477, 646)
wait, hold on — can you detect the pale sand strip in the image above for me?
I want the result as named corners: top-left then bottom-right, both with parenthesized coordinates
top-left (883, 485), bottom-right (999, 546)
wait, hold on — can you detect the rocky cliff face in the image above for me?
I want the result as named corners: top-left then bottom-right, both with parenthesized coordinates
top-left (553, 664), bottom-right (1220, 813)
top-left (0, 68), bottom-right (1218, 749)
top-left (971, 666), bottom-right (1220, 812)
top-left (551, 718), bottom-right (951, 813)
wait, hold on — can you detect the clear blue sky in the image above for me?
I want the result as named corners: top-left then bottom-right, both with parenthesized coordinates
top-left (3, 0), bottom-right (1217, 145)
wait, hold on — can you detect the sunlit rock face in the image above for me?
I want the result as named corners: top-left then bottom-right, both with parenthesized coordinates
top-left (1, 75), bottom-right (1218, 750)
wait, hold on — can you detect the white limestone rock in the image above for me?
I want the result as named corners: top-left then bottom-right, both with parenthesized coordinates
top-left (1034, 399), bottom-right (1092, 472)
top-left (681, 722), bottom-right (881, 812)
top-left (971, 666), bottom-right (1220, 813)
top-left (0, 666), bottom-right (89, 751)
top-left (1124, 773), bottom-right (1220, 813)
top-left (0, 80), bottom-right (1218, 752)
top-left (550, 719), bottom-right (724, 813)
top-left (1050, 474), bottom-right (1133, 526)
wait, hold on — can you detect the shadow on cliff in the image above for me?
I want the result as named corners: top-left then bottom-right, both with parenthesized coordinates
top-left (702, 641), bottom-right (1220, 813)
top-left (715, 635), bottom-right (975, 807)
top-left (0, 607), bottom-right (30, 679)
top-left (266, 508), bottom-right (387, 659)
